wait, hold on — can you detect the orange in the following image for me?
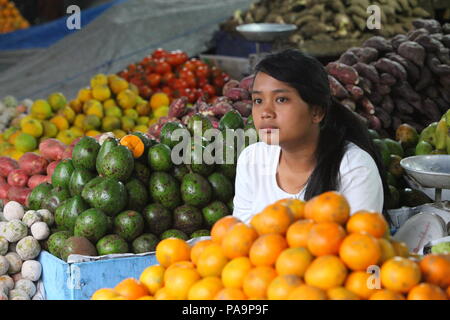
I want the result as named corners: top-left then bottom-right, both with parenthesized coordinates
top-left (377, 238), bottom-right (396, 264)
top-left (114, 278), bottom-right (149, 300)
top-left (286, 219), bottom-right (314, 248)
top-left (381, 257), bottom-right (421, 293)
top-left (120, 135), bottom-right (145, 158)
top-left (307, 222), bottom-right (346, 256)
top-left (304, 255), bottom-right (348, 290)
top-left (214, 288), bottom-right (247, 300)
top-left (139, 265), bottom-right (165, 295)
top-left (419, 254), bottom-right (450, 288)
top-left (137, 295), bottom-right (155, 300)
top-left (249, 233), bottom-right (288, 266)
top-left (188, 277), bottom-right (224, 300)
top-left (345, 271), bottom-right (380, 299)
top-left (222, 257), bottom-right (253, 289)
top-left (154, 287), bottom-right (174, 300)
top-left (391, 240), bottom-right (410, 257)
top-left (267, 275), bottom-right (302, 300)
top-left (250, 203), bottom-right (293, 235)
top-left (190, 239), bottom-right (213, 266)
top-left (288, 285), bottom-right (327, 300)
top-left (211, 216), bottom-right (240, 244)
top-left (275, 198), bottom-right (305, 220)
top-left (156, 238), bottom-right (191, 268)
top-left (407, 283), bottom-right (447, 300)
top-left (275, 247), bottom-right (313, 277)
top-left (242, 266), bottom-right (277, 299)
top-left (369, 289), bottom-right (405, 300)
top-left (196, 243), bottom-right (229, 277)
top-left (346, 211), bottom-right (388, 238)
top-left (304, 191), bottom-right (350, 225)
top-left (165, 267), bottom-right (201, 300)
top-left (446, 286), bottom-right (450, 299)
top-left (221, 222), bottom-right (258, 259)
top-left (339, 233), bottom-right (381, 271)
top-left (91, 288), bottom-right (119, 300)
top-left (164, 261), bottom-right (195, 282)
top-left (327, 287), bottom-right (360, 300)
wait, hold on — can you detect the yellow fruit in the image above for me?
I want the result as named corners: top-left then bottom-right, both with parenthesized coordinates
top-left (91, 288), bottom-right (119, 300)
top-left (113, 129), bottom-right (127, 139)
top-left (31, 99), bottom-right (53, 120)
top-left (92, 84), bottom-right (111, 102)
top-left (121, 117), bottom-right (135, 132)
top-left (139, 265), bottom-right (165, 295)
top-left (21, 119), bottom-right (43, 138)
top-left (77, 87), bottom-right (93, 103)
top-left (137, 296), bottom-right (154, 300)
top-left (105, 106), bottom-right (123, 118)
top-left (117, 89), bottom-right (137, 109)
top-left (153, 106), bottom-right (169, 119)
top-left (86, 102), bottom-right (104, 118)
top-left (83, 99), bottom-right (102, 114)
top-left (47, 92), bottom-right (67, 112)
top-left (138, 117), bottom-right (150, 126)
top-left (148, 118), bottom-right (158, 126)
top-left (109, 77), bottom-right (129, 95)
top-left (74, 114), bottom-right (86, 129)
top-left (14, 133), bottom-right (37, 152)
top-left (90, 73), bottom-right (108, 87)
top-left (42, 121), bottom-right (58, 138)
top-left (133, 125), bottom-right (148, 133)
top-left (165, 267), bottom-right (201, 300)
top-left (136, 102), bottom-right (151, 116)
top-left (150, 93), bottom-right (170, 110)
top-left (10, 150), bottom-right (25, 161)
top-left (56, 130), bottom-right (77, 145)
top-left (129, 83), bottom-right (139, 95)
top-left (69, 127), bottom-right (84, 138)
top-left (188, 277), bottom-right (224, 300)
top-left (83, 115), bottom-right (101, 131)
top-left (59, 106), bottom-right (76, 124)
top-left (8, 131), bottom-right (21, 145)
top-left (86, 130), bottom-right (101, 137)
top-left (124, 109), bottom-right (139, 120)
top-left (222, 257), bottom-right (252, 289)
top-left (19, 115), bottom-right (33, 128)
top-left (69, 99), bottom-right (83, 113)
top-left (102, 116), bottom-right (122, 132)
top-left (50, 116), bottom-right (69, 132)
top-left (103, 99), bottom-right (117, 109)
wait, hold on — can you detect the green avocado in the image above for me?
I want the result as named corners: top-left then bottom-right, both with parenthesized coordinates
top-left (148, 143), bottom-right (173, 172)
top-left (47, 230), bottom-right (73, 259)
top-left (96, 234), bottom-right (129, 255)
top-left (125, 178), bottom-right (149, 212)
top-left (132, 161), bottom-right (151, 187)
top-left (52, 159), bottom-right (75, 189)
top-left (69, 168), bottom-right (97, 197)
top-left (187, 113), bottom-right (213, 136)
top-left (41, 186), bottom-right (71, 214)
top-left (181, 173), bottom-right (212, 207)
top-left (385, 185), bottom-right (400, 209)
top-left (62, 196), bottom-right (90, 233)
top-left (160, 229), bottom-right (189, 241)
top-left (80, 176), bottom-right (104, 204)
top-left (415, 140), bottom-right (433, 155)
top-left (97, 145), bottom-right (134, 182)
top-left (384, 138), bottom-right (404, 158)
top-left (28, 182), bottom-right (53, 210)
top-left (74, 208), bottom-right (109, 243)
top-left (202, 201), bottom-right (230, 228)
top-left (208, 172), bottom-right (233, 202)
top-left (72, 136), bottom-right (100, 171)
top-left (373, 138), bottom-right (391, 168)
top-left (219, 110), bottom-right (244, 131)
top-left (55, 200), bottom-right (69, 228)
top-left (114, 210), bottom-right (145, 242)
top-left (173, 205), bottom-right (204, 235)
top-left (190, 229), bottom-right (210, 239)
top-left (149, 172), bottom-right (181, 210)
top-left (172, 164), bottom-right (189, 182)
top-left (368, 129), bottom-right (380, 140)
top-left (82, 177), bottom-right (128, 217)
top-left (132, 233), bottom-right (159, 254)
top-left (160, 122), bottom-right (186, 149)
top-left (95, 137), bottom-right (118, 174)
top-left (143, 203), bottom-right (172, 235)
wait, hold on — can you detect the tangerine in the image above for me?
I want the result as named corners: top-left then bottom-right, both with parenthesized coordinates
top-left (250, 203), bottom-right (293, 235)
top-left (196, 243), bottom-right (229, 277)
top-left (222, 257), bottom-right (253, 289)
top-left (139, 265), bottom-right (165, 295)
top-left (242, 266), bottom-right (277, 299)
top-left (275, 247), bottom-right (313, 277)
top-left (407, 283), bottom-right (447, 300)
top-left (156, 238), bottom-right (191, 268)
top-left (368, 289), bottom-right (405, 300)
top-left (381, 257), bottom-right (421, 293)
top-left (188, 277), bottom-right (224, 300)
top-left (346, 211), bottom-right (388, 238)
top-left (419, 254), bottom-right (450, 288)
top-left (304, 255), bottom-right (348, 290)
top-left (214, 288), bottom-right (247, 300)
top-left (304, 191), bottom-right (350, 225)
top-left (327, 287), bottom-right (360, 300)
top-left (190, 239), bottom-right (213, 266)
top-left (211, 216), bottom-right (240, 244)
top-left (345, 271), bottom-right (380, 299)
top-left (221, 222), bottom-right (258, 259)
top-left (286, 219), bottom-right (314, 248)
top-left (267, 275), bottom-right (303, 300)
top-left (165, 267), bottom-right (201, 300)
top-left (114, 278), bottom-right (149, 300)
top-left (288, 285), bottom-right (327, 300)
top-left (249, 233), bottom-right (288, 266)
top-left (307, 222), bottom-right (346, 256)
top-left (339, 233), bottom-right (381, 271)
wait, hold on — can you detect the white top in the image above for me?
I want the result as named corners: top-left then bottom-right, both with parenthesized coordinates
top-left (233, 142), bottom-right (384, 224)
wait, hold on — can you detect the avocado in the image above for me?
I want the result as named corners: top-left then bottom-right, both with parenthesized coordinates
top-left (208, 172), bottom-right (233, 202)
top-left (172, 164), bottom-right (189, 182)
top-left (246, 115), bottom-right (254, 126)
top-left (132, 161), bottom-right (151, 187)
top-left (218, 143), bottom-right (237, 180)
top-left (62, 196), bottom-right (90, 233)
top-left (96, 234), bottom-right (129, 255)
top-left (187, 113), bottom-right (213, 136)
top-left (173, 205), bottom-right (204, 235)
top-left (97, 145), bottom-right (134, 182)
top-left (419, 122), bottom-right (437, 146)
top-left (181, 173), bottom-right (212, 207)
top-left (69, 168), bottom-right (97, 197)
top-left (189, 141), bottom-right (215, 176)
top-left (368, 129), bottom-right (380, 140)
top-left (395, 124), bottom-right (419, 149)
top-left (125, 178), bottom-right (149, 212)
top-left (28, 183), bottom-right (53, 210)
top-left (202, 201), bottom-right (230, 228)
top-left (61, 236), bottom-right (97, 262)
top-left (160, 122), bottom-right (186, 149)
top-left (47, 230), bottom-right (72, 259)
top-left (384, 138), bottom-right (404, 158)
top-left (399, 188), bottom-right (432, 207)
top-left (388, 154), bottom-right (404, 178)
top-left (96, 137), bottom-right (118, 173)
top-left (52, 159), bottom-right (75, 189)
top-left (41, 186), bottom-right (71, 214)
top-left (373, 139), bottom-right (391, 168)
top-left (131, 233), bottom-right (159, 254)
top-left (114, 210), bottom-right (145, 241)
top-left (149, 172), bottom-right (182, 210)
top-left (160, 229), bottom-right (189, 241)
top-left (55, 200), bottom-right (69, 228)
top-left (131, 132), bottom-right (155, 164)
top-left (385, 185), bottom-right (400, 209)
top-left (415, 140), bottom-right (433, 155)
top-left (148, 143), bottom-right (173, 172)
top-left (83, 177), bottom-right (128, 217)
top-left (74, 208), bottom-right (109, 243)
top-left (72, 136), bottom-right (101, 171)
top-left (190, 229), bottom-right (210, 239)
top-left (143, 203), bottom-right (172, 235)
top-left (219, 110), bottom-right (245, 131)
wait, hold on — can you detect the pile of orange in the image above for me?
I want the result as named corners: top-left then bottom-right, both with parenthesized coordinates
top-left (0, 0), bottom-right (30, 34)
top-left (92, 191), bottom-right (450, 300)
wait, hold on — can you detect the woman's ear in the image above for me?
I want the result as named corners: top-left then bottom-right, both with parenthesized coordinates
top-left (311, 105), bottom-right (325, 124)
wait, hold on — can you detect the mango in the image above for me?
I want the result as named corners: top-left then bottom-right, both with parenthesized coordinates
top-left (50, 116), bottom-right (69, 131)
top-left (77, 87), bottom-right (93, 103)
top-left (102, 116), bottom-right (121, 132)
top-left (48, 92), bottom-right (67, 112)
top-left (21, 119), bottom-right (43, 138)
top-left (90, 73), bottom-right (108, 87)
top-left (59, 106), bottom-right (76, 124)
top-left (109, 76), bottom-right (129, 95)
top-left (92, 84), bottom-right (111, 102)
top-left (117, 89), bottom-right (137, 109)
top-left (83, 115), bottom-right (101, 131)
top-left (31, 99), bottom-right (53, 120)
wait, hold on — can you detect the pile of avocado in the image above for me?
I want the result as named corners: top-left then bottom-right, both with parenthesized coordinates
top-left (28, 110), bottom-right (256, 262)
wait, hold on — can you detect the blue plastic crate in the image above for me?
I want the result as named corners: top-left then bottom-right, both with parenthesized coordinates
top-left (38, 250), bottom-right (158, 300)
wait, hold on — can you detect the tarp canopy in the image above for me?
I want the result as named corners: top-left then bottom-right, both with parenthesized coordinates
top-left (0, 0), bottom-right (252, 100)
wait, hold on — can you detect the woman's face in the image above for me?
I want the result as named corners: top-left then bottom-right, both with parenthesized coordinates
top-left (251, 72), bottom-right (323, 147)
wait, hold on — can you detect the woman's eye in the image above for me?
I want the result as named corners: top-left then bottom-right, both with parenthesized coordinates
top-left (253, 98), bottom-right (262, 104)
top-left (276, 97), bottom-right (288, 103)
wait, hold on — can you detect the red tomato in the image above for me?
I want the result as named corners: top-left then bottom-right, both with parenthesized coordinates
top-left (139, 86), bottom-right (152, 99)
top-left (162, 72), bottom-right (175, 85)
top-left (128, 64), bottom-right (137, 73)
top-left (152, 48), bottom-right (168, 59)
top-left (202, 84), bottom-right (216, 97)
top-left (195, 65), bottom-right (210, 79)
top-left (213, 77), bottom-right (225, 88)
top-left (182, 88), bottom-right (197, 103)
top-left (146, 73), bottom-right (161, 87)
top-left (130, 77), bottom-right (143, 87)
top-left (197, 77), bottom-right (208, 88)
top-left (166, 52), bottom-right (179, 66)
top-left (176, 52), bottom-right (189, 65)
top-left (179, 69), bottom-right (195, 79)
top-left (185, 76), bottom-right (197, 88)
top-left (183, 61), bottom-right (196, 72)
top-left (155, 61), bottom-right (172, 75)
top-left (195, 88), bottom-right (205, 100)
top-left (162, 86), bottom-right (173, 97)
top-left (173, 79), bottom-right (188, 90)
top-left (168, 77), bottom-right (178, 89)
top-left (211, 66), bottom-right (222, 78)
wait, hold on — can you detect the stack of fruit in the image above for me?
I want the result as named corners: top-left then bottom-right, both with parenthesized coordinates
top-left (91, 192), bottom-right (450, 300)
top-left (0, 96), bottom-right (32, 135)
top-left (117, 48), bottom-right (230, 104)
top-left (0, 201), bottom-right (53, 300)
top-left (0, 0), bottom-right (30, 34)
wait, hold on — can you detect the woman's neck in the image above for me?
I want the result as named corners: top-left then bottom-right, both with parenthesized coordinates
top-left (279, 130), bottom-right (320, 173)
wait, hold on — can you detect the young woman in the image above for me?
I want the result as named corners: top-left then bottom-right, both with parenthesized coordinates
top-left (233, 49), bottom-right (389, 224)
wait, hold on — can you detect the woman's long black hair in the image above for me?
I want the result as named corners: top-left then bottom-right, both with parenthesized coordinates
top-left (254, 49), bottom-right (390, 212)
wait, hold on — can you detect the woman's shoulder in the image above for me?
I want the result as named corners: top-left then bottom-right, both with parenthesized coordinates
top-left (340, 142), bottom-right (377, 172)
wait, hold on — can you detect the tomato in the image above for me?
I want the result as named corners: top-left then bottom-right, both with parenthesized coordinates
top-left (162, 86), bottom-right (173, 97)
top-left (179, 68), bottom-right (195, 80)
top-left (195, 88), bottom-right (205, 100)
top-left (139, 85), bottom-right (152, 99)
top-left (195, 65), bottom-right (210, 79)
top-left (173, 79), bottom-right (188, 90)
top-left (202, 84), bottom-right (216, 97)
top-left (176, 52), bottom-right (189, 65)
top-left (168, 77), bottom-right (178, 89)
top-left (182, 88), bottom-right (197, 103)
top-left (183, 60), bottom-right (196, 72)
top-left (155, 61), bottom-right (172, 75)
top-left (146, 73), bottom-right (161, 87)
top-left (166, 52), bottom-right (179, 66)
top-left (211, 66), bottom-right (222, 78)
top-left (152, 48), bottom-right (168, 59)
top-left (128, 64), bottom-right (137, 73)
top-left (130, 77), bottom-right (143, 87)
top-left (162, 72), bottom-right (175, 85)
top-left (185, 76), bottom-right (197, 88)
top-left (213, 77), bottom-right (225, 88)
top-left (197, 77), bottom-right (208, 88)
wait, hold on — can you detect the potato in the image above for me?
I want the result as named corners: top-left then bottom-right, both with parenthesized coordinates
top-left (46, 161), bottom-right (60, 177)
top-left (18, 153), bottom-right (48, 176)
top-left (0, 157), bottom-right (19, 178)
top-left (21, 260), bottom-right (41, 282)
top-left (14, 279), bottom-right (36, 297)
top-left (11, 272), bottom-right (22, 282)
top-left (5, 252), bottom-right (22, 274)
top-left (9, 288), bottom-right (29, 300)
top-left (22, 210), bottom-right (42, 228)
top-left (0, 222), bottom-right (7, 237)
top-left (30, 222), bottom-right (50, 241)
top-left (0, 236), bottom-right (7, 255)
top-left (4, 219), bottom-right (27, 243)
top-left (27, 175), bottom-right (49, 189)
top-left (37, 209), bottom-right (54, 226)
top-left (0, 274), bottom-right (14, 290)
top-left (16, 236), bottom-right (41, 260)
top-left (7, 187), bottom-right (32, 207)
top-left (39, 139), bottom-right (66, 161)
top-left (0, 255), bottom-right (9, 276)
top-left (0, 184), bottom-right (10, 200)
top-left (3, 201), bottom-right (24, 221)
